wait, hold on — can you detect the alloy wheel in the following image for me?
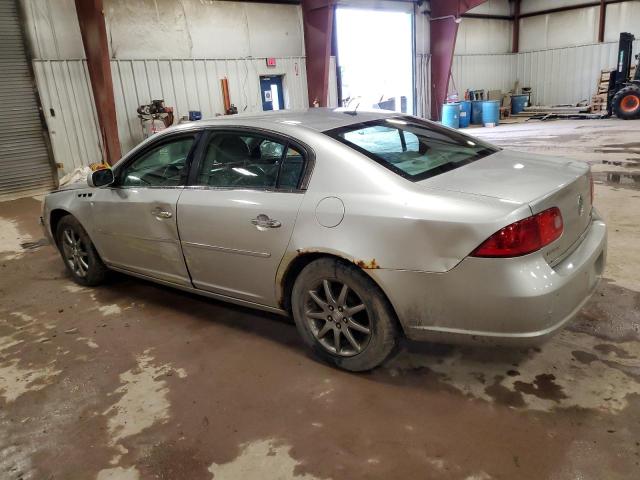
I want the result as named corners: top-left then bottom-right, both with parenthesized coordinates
top-left (304, 279), bottom-right (372, 357)
top-left (61, 228), bottom-right (89, 278)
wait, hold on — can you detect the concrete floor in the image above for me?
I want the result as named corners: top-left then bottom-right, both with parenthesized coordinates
top-left (1, 118), bottom-right (639, 480)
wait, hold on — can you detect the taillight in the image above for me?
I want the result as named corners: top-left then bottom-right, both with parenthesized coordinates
top-left (471, 207), bottom-right (563, 258)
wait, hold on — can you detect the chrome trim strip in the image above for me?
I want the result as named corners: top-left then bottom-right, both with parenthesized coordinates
top-left (182, 241), bottom-right (271, 258)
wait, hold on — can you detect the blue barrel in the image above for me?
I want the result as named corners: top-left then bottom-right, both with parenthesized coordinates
top-left (459, 101), bottom-right (471, 128)
top-left (482, 100), bottom-right (500, 127)
top-left (441, 103), bottom-right (460, 128)
top-left (511, 94), bottom-right (528, 114)
top-left (471, 100), bottom-right (483, 124)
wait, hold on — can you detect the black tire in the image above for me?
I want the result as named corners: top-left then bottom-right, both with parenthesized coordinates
top-left (291, 258), bottom-right (399, 372)
top-left (612, 85), bottom-right (640, 120)
top-left (56, 215), bottom-right (108, 286)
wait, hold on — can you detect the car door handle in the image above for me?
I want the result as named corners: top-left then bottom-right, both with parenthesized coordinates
top-left (151, 207), bottom-right (173, 219)
top-left (251, 214), bottom-right (281, 229)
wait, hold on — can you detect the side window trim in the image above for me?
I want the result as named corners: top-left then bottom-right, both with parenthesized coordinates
top-left (113, 130), bottom-right (203, 189)
top-left (187, 127), bottom-right (313, 193)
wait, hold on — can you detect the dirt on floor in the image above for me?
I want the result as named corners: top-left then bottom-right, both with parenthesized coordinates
top-left (1, 118), bottom-right (640, 480)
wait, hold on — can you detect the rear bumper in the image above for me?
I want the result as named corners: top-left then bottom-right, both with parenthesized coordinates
top-left (369, 213), bottom-right (607, 346)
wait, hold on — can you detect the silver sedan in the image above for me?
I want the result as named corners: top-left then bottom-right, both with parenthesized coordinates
top-left (42, 109), bottom-right (607, 371)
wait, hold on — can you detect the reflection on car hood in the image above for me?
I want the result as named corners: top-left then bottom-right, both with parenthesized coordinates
top-left (416, 150), bottom-right (588, 204)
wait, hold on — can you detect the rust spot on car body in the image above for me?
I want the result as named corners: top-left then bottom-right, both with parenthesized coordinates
top-left (355, 259), bottom-right (380, 269)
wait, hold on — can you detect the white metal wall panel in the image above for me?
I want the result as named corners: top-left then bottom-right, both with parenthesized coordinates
top-left (455, 18), bottom-right (512, 54)
top-left (111, 57), bottom-right (309, 154)
top-left (604, 2), bottom-right (640, 43)
top-left (32, 60), bottom-right (103, 173)
top-left (451, 54), bottom-right (517, 97)
top-left (451, 39), bottom-right (639, 107)
top-left (33, 57), bottom-right (309, 171)
top-left (0, 0), bottom-right (55, 199)
top-left (516, 40), bottom-right (640, 105)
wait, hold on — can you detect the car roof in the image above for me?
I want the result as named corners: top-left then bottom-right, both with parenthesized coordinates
top-left (190, 108), bottom-right (401, 133)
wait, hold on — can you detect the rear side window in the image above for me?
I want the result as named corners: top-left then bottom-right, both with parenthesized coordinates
top-left (196, 132), bottom-right (305, 190)
top-left (325, 117), bottom-right (498, 181)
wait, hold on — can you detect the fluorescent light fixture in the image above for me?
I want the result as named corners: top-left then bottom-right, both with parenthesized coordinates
top-left (232, 167), bottom-right (257, 177)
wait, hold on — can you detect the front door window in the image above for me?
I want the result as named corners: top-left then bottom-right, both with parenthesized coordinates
top-left (120, 137), bottom-right (195, 187)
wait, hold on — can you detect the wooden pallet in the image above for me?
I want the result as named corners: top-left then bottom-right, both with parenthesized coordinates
top-left (591, 65), bottom-right (637, 111)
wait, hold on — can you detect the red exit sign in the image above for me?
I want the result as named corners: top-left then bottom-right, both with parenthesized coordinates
top-left (266, 57), bottom-right (277, 67)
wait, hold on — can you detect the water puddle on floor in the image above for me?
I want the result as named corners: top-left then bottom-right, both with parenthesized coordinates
top-left (593, 171), bottom-right (640, 190)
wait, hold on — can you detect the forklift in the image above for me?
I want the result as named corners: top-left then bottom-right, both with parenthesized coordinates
top-left (608, 32), bottom-right (640, 120)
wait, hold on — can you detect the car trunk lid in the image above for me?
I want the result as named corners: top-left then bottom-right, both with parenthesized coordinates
top-left (417, 150), bottom-right (593, 263)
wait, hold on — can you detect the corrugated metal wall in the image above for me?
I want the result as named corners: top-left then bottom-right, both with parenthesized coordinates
top-left (110, 57), bottom-right (308, 154)
top-left (451, 54), bottom-right (517, 97)
top-left (33, 56), bottom-right (309, 172)
top-left (32, 60), bottom-right (103, 173)
top-left (449, 39), bottom-right (640, 106)
top-left (516, 40), bottom-right (639, 106)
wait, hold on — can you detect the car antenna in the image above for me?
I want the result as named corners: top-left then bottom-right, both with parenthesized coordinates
top-left (345, 103), bottom-right (360, 116)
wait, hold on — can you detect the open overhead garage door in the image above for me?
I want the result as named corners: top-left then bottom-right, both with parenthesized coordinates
top-left (0, 0), bottom-right (55, 199)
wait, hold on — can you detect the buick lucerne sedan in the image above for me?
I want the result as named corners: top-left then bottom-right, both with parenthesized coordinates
top-left (42, 109), bottom-right (607, 371)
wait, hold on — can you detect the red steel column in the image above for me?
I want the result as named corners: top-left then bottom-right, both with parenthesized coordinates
top-left (430, 0), bottom-right (487, 120)
top-left (598, 0), bottom-right (607, 43)
top-left (512, 0), bottom-right (521, 53)
top-left (301, 0), bottom-right (334, 107)
top-left (74, 0), bottom-right (121, 165)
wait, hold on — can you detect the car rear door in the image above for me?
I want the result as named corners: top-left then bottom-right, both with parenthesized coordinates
top-left (90, 131), bottom-right (201, 286)
top-left (177, 128), bottom-right (309, 307)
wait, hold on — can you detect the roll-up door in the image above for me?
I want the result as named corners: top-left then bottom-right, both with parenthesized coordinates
top-left (0, 0), bottom-right (56, 199)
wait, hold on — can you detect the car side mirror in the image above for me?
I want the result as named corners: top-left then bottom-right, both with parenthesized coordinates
top-left (87, 168), bottom-right (114, 188)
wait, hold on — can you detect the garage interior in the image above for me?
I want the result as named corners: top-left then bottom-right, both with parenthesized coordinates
top-left (1, 0), bottom-right (640, 479)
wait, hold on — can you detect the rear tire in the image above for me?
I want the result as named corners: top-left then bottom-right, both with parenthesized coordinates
top-left (612, 85), bottom-right (640, 120)
top-left (291, 258), bottom-right (398, 372)
top-left (56, 215), bottom-right (107, 286)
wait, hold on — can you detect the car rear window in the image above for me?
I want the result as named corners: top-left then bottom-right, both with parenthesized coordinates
top-left (324, 117), bottom-right (498, 181)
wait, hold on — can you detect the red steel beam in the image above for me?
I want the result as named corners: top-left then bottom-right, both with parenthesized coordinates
top-left (512, 0), bottom-right (521, 53)
top-left (301, 0), bottom-right (334, 107)
top-left (74, 0), bottom-right (121, 165)
top-left (598, 0), bottom-right (607, 42)
top-left (430, 0), bottom-right (487, 120)
top-left (519, 0), bottom-right (627, 18)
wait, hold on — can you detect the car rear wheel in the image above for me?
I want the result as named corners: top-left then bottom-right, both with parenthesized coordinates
top-left (291, 258), bottom-right (398, 371)
top-left (612, 85), bottom-right (640, 120)
top-left (56, 215), bottom-right (107, 286)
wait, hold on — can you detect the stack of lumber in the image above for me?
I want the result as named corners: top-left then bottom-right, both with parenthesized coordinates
top-left (591, 69), bottom-right (611, 112)
top-left (592, 65), bottom-right (638, 112)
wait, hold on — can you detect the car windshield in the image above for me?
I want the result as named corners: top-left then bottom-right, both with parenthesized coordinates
top-left (325, 117), bottom-right (498, 181)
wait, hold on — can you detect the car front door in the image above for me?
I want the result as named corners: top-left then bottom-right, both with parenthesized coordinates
top-left (91, 132), bottom-right (201, 286)
top-left (177, 129), bottom-right (309, 307)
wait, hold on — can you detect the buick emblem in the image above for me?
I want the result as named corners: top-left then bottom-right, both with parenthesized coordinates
top-left (577, 194), bottom-right (584, 216)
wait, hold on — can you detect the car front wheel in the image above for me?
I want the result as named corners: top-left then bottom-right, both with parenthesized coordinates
top-left (56, 215), bottom-right (107, 286)
top-left (292, 258), bottom-right (399, 371)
